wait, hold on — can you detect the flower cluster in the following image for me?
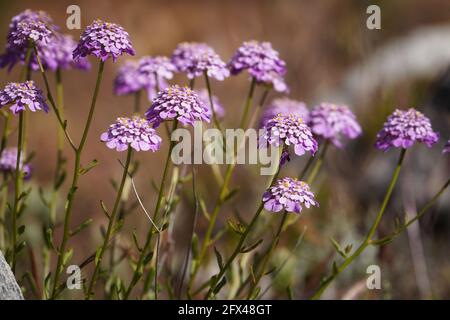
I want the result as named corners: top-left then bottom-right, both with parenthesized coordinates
top-left (375, 108), bottom-right (439, 151)
top-left (260, 98), bottom-right (309, 128)
top-left (263, 177), bottom-right (318, 214)
top-left (138, 55), bottom-right (176, 81)
top-left (0, 81), bottom-right (48, 114)
top-left (146, 85), bottom-right (211, 127)
top-left (171, 42), bottom-right (229, 80)
top-left (0, 9), bottom-right (56, 71)
top-left (197, 89), bottom-right (225, 119)
top-left (101, 116), bottom-right (162, 152)
top-left (228, 41), bottom-right (287, 92)
top-left (42, 34), bottom-right (91, 71)
top-left (443, 140), bottom-right (450, 154)
top-left (260, 114), bottom-right (318, 157)
top-left (309, 103), bottom-right (361, 148)
top-left (0, 147), bottom-right (31, 179)
top-left (113, 61), bottom-right (147, 96)
top-left (73, 20), bottom-right (135, 62)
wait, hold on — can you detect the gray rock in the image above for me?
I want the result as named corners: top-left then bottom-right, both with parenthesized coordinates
top-left (0, 250), bottom-right (24, 300)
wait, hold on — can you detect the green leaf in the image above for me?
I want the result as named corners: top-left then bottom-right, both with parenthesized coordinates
top-left (70, 219), bottom-right (92, 237)
top-left (344, 244), bottom-right (353, 255)
top-left (221, 187), bottom-right (240, 203)
top-left (241, 239), bottom-right (263, 253)
top-left (94, 247), bottom-right (102, 266)
top-left (100, 200), bottom-right (110, 219)
top-left (227, 219), bottom-right (245, 235)
top-left (214, 247), bottom-right (223, 270)
top-left (132, 230), bottom-right (142, 252)
top-left (18, 225), bottom-right (25, 235)
top-left (330, 237), bottom-right (347, 258)
top-left (332, 261), bottom-right (339, 275)
top-left (213, 276), bottom-right (227, 294)
top-left (16, 241), bottom-right (26, 253)
top-left (79, 159), bottom-right (98, 175)
top-left (191, 233), bottom-right (199, 260)
top-left (43, 228), bottom-right (55, 250)
top-left (55, 171), bottom-right (67, 190)
top-left (62, 248), bottom-right (73, 267)
top-left (287, 286), bottom-right (294, 300)
top-left (199, 198), bottom-right (210, 221)
top-left (143, 251), bottom-right (153, 266)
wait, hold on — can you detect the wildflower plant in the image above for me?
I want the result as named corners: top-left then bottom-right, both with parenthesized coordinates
top-left (0, 8), bottom-right (448, 304)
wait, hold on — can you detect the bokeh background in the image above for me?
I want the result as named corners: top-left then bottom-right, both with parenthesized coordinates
top-left (0, 0), bottom-right (449, 299)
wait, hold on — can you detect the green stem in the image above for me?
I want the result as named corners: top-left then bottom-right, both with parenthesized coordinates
top-left (86, 148), bottom-right (133, 299)
top-left (306, 141), bottom-right (329, 185)
top-left (310, 148), bottom-right (406, 299)
top-left (124, 120), bottom-right (178, 299)
top-left (11, 112), bottom-right (24, 273)
top-left (51, 60), bottom-right (105, 299)
top-left (204, 156), bottom-right (282, 300)
top-left (204, 72), bottom-right (222, 132)
top-left (187, 78), bottom-right (259, 294)
top-left (247, 211), bottom-right (288, 299)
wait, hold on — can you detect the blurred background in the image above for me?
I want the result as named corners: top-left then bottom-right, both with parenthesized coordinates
top-left (0, 0), bottom-right (449, 299)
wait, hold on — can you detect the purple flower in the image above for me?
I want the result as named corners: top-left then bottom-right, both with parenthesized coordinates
top-left (0, 147), bottom-right (31, 179)
top-left (375, 108), bottom-right (439, 151)
top-left (0, 10), bottom-right (57, 71)
top-left (262, 177), bottom-right (318, 214)
top-left (228, 41), bottom-right (288, 92)
top-left (260, 98), bottom-right (309, 128)
top-left (100, 116), bottom-right (162, 152)
top-left (197, 89), bottom-right (225, 119)
top-left (309, 103), bottom-right (362, 148)
top-left (138, 55), bottom-right (176, 81)
top-left (171, 42), bottom-right (229, 80)
top-left (113, 61), bottom-right (146, 96)
top-left (73, 20), bottom-right (135, 62)
top-left (443, 140), bottom-right (450, 154)
top-left (260, 114), bottom-right (318, 157)
top-left (42, 34), bottom-right (91, 71)
top-left (0, 81), bottom-right (48, 114)
top-left (146, 85), bottom-right (211, 127)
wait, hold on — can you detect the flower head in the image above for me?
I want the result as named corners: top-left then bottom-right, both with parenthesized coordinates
top-left (0, 81), bottom-right (48, 114)
top-left (443, 140), bottom-right (450, 154)
top-left (101, 116), bottom-right (162, 152)
top-left (262, 177), bottom-right (318, 214)
top-left (73, 20), bottom-right (135, 62)
top-left (0, 10), bottom-right (57, 71)
top-left (138, 55), bottom-right (176, 80)
top-left (375, 108), bottom-right (439, 151)
top-left (145, 85), bottom-right (211, 127)
top-left (260, 98), bottom-right (309, 128)
top-left (171, 42), bottom-right (229, 80)
top-left (0, 147), bottom-right (31, 179)
top-left (113, 61), bottom-right (146, 96)
top-left (228, 41), bottom-right (287, 92)
top-left (309, 103), bottom-right (361, 148)
top-left (197, 89), bottom-right (225, 119)
top-left (260, 114), bottom-right (318, 157)
top-left (43, 34), bottom-right (91, 71)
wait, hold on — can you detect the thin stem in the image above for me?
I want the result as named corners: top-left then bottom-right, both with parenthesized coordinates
top-left (51, 60), bottom-right (105, 299)
top-left (86, 148), bottom-right (133, 299)
top-left (310, 148), bottom-right (407, 299)
top-left (247, 211), bottom-right (288, 299)
top-left (205, 156), bottom-right (282, 299)
top-left (239, 77), bottom-right (256, 129)
top-left (306, 141), bottom-right (329, 185)
top-left (10, 112), bottom-right (24, 272)
top-left (33, 44), bottom-right (76, 151)
top-left (187, 78), bottom-right (260, 294)
top-left (204, 72), bottom-right (222, 132)
top-left (124, 120), bottom-right (178, 299)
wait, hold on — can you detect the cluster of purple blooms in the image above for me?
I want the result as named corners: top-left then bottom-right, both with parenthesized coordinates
top-left (375, 108), bottom-right (439, 151)
top-left (0, 81), bottom-right (48, 114)
top-left (145, 85), bottom-right (211, 127)
top-left (228, 41), bottom-right (288, 92)
top-left (171, 42), bottom-right (229, 81)
top-left (0, 147), bottom-right (31, 179)
top-left (73, 19), bottom-right (135, 62)
top-left (262, 177), bottom-right (318, 214)
top-left (260, 114), bottom-right (318, 158)
top-left (260, 98), bottom-right (309, 127)
top-left (308, 103), bottom-right (362, 148)
top-left (101, 116), bottom-right (162, 152)
top-left (0, 10), bottom-right (90, 72)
